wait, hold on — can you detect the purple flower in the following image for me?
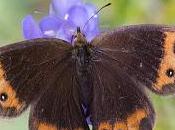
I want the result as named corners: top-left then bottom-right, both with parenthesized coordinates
top-left (22, 0), bottom-right (100, 42)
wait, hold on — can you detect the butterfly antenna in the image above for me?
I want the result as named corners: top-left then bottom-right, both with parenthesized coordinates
top-left (82, 3), bottom-right (111, 31)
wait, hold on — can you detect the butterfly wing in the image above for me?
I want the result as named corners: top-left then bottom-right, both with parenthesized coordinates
top-left (0, 38), bottom-right (72, 117)
top-left (91, 25), bottom-right (175, 95)
top-left (29, 57), bottom-right (89, 130)
top-left (88, 50), bottom-right (155, 130)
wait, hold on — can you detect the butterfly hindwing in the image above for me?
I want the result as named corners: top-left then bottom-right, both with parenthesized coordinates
top-left (91, 25), bottom-right (175, 95)
top-left (88, 50), bottom-right (155, 130)
top-left (0, 38), bottom-right (72, 117)
top-left (29, 57), bottom-right (89, 130)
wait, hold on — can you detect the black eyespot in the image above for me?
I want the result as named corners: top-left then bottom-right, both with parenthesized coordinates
top-left (0, 93), bottom-right (8, 102)
top-left (166, 69), bottom-right (174, 77)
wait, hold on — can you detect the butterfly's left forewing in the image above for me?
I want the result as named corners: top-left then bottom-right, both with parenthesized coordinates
top-left (0, 38), bottom-right (72, 117)
top-left (0, 38), bottom-right (90, 130)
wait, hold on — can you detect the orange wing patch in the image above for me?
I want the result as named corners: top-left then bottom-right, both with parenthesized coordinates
top-left (154, 32), bottom-right (175, 92)
top-left (98, 122), bottom-right (112, 130)
top-left (38, 123), bottom-right (57, 130)
top-left (127, 109), bottom-right (147, 130)
top-left (114, 121), bottom-right (127, 130)
top-left (0, 63), bottom-right (24, 111)
top-left (37, 121), bottom-right (84, 130)
top-left (97, 109), bottom-right (148, 130)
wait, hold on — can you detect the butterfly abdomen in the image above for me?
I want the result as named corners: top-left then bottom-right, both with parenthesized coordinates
top-left (72, 44), bottom-right (93, 108)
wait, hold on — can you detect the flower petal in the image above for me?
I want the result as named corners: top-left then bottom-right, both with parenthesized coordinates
top-left (39, 16), bottom-right (62, 37)
top-left (57, 21), bottom-right (77, 42)
top-left (85, 27), bottom-right (99, 41)
top-left (22, 15), bottom-right (42, 39)
top-left (57, 28), bottom-right (69, 42)
top-left (85, 3), bottom-right (97, 18)
top-left (22, 0), bottom-right (101, 43)
top-left (49, 3), bottom-right (56, 16)
top-left (51, 0), bottom-right (82, 17)
top-left (67, 5), bottom-right (89, 28)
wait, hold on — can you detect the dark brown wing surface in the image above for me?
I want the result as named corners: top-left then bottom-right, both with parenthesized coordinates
top-left (29, 57), bottom-right (89, 130)
top-left (91, 24), bottom-right (175, 95)
top-left (88, 49), bottom-right (155, 130)
top-left (0, 38), bottom-right (72, 117)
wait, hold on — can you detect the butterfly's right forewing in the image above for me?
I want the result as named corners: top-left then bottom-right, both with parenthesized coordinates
top-left (91, 25), bottom-right (175, 95)
top-left (88, 25), bottom-right (171, 130)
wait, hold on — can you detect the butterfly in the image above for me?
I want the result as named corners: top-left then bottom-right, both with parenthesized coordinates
top-left (0, 24), bottom-right (174, 130)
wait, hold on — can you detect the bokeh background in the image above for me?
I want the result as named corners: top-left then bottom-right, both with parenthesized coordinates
top-left (0, 0), bottom-right (175, 130)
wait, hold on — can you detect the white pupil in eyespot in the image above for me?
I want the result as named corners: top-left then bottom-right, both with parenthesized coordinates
top-left (166, 69), bottom-right (174, 77)
top-left (0, 93), bottom-right (8, 102)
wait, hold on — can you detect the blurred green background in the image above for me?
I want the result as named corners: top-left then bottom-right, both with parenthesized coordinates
top-left (0, 0), bottom-right (175, 130)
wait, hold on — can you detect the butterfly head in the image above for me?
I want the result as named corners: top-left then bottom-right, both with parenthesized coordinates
top-left (73, 27), bottom-right (87, 47)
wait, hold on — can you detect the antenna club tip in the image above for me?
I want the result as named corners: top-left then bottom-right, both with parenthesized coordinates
top-left (104, 3), bottom-right (112, 7)
top-left (83, 2), bottom-right (111, 31)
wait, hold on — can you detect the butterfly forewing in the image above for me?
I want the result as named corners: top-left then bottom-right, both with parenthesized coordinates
top-left (0, 38), bottom-right (91, 130)
top-left (0, 38), bottom-right (72, 117)
top-left (91, 25), bottom-right (175, 95)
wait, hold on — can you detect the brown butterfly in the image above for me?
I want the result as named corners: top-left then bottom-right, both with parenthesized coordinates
top-left (0, 24), bottom-right (175, 130)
